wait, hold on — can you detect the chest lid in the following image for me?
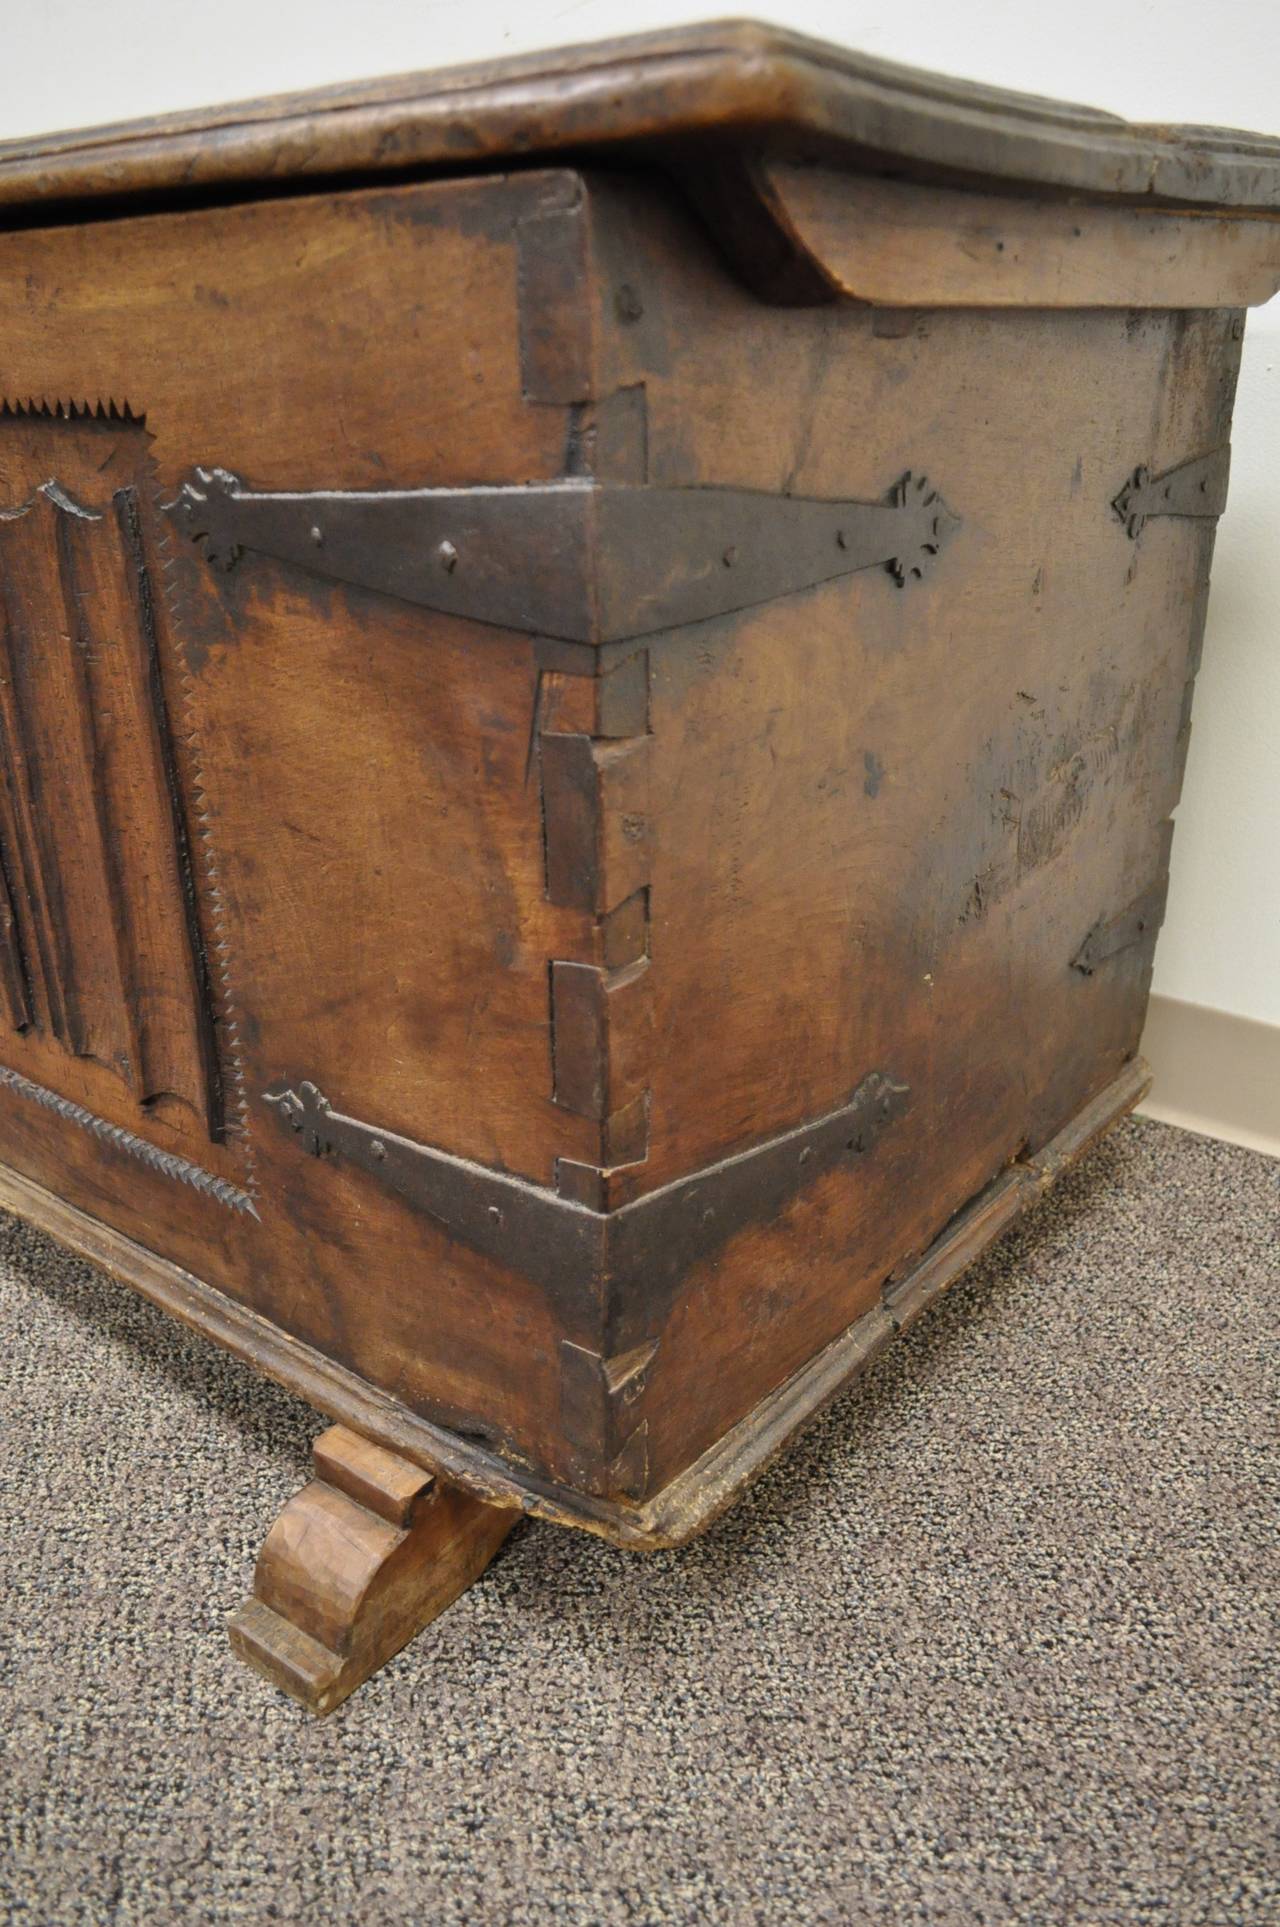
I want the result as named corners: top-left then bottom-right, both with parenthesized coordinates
top-left (2, 18), bottom-right (1279, 227)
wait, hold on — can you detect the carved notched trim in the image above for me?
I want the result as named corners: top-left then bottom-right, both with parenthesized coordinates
top-left (0, 1062), bottom-right (257, 1214)
top-left (0, 395), bottom-right (259, 1197)
top-left (145, 442), bottom-right (259, 1188)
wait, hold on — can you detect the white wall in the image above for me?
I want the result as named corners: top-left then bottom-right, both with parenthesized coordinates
top-left (8, 0), bottom-right (1280, 1030)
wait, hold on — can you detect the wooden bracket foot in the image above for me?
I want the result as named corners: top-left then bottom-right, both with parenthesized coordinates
top-left (228, 1425), bottom-right (519, 1714)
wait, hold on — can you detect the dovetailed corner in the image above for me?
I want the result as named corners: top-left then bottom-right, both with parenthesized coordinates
top-left (559, 1337), bottom-right (659, 1500)
top-left (517, 188), bottom-right (595, 407)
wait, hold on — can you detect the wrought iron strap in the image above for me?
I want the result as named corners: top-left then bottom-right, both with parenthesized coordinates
top-left (167, 466), bottom-right (959, 643)
top-left (606, 1072), bottom-right (910, 1305)
top-left (264, 1072), bottom-right (909, 1312)
top-left (265, 1079), bottom-right (604, 1298)
top-left (1112, 447), bottom-right (1230, 538)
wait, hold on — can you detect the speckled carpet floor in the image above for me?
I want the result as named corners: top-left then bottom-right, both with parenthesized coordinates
top-left (1, 1116), bottom-right (1277, 1926)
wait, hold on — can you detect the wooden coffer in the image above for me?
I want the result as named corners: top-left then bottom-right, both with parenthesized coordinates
top-left (1, 25), bottom-right (1276, 1696)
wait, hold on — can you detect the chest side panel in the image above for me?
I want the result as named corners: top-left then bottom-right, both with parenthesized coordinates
top-left (580, 180), bottom-right (1241, 1490)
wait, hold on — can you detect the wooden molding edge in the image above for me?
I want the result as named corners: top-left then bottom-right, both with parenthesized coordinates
top-left (0, 1056), bottom-right (1148, 1550)
top-left (1138, 993), bottom-right (1280, 1160)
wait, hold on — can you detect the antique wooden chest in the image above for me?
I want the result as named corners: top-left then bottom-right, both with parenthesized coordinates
top-left (1, 24), bottom-right (1276, 1710)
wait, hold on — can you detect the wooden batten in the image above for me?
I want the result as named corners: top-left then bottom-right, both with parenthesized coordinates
top-left (731, 161), bottom-right (1280, 311)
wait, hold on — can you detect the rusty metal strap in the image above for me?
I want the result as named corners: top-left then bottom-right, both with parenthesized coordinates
top-left (167, 467), bottom-right (959, 643)
top-left (264, 1071), bottom-right (909, 1315)
top-left (1112, 447), bottom-right (1230, 539)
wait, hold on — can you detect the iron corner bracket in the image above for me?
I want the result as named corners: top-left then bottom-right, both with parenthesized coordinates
top-left (166, 466), bottom-right (960, 644)
top-left (263, 1071), bottom-right (910, 1318)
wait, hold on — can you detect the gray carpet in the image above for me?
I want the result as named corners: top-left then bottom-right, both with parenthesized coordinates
top-left (1, 1116), bottom-right (1277, 1926)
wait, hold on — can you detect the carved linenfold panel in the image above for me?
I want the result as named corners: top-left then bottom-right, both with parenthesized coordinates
top-left (0, 845), bottom-right (31, 1034)
top-left (0, 403), bottom-right (225, 1139)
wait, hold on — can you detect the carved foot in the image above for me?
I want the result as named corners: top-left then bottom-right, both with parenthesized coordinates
top-left (228, 1425), bottom-right (518, 1715)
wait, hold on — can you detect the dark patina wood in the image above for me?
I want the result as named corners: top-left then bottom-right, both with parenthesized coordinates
top-left (0, 24), bottom-right (1273, 1707)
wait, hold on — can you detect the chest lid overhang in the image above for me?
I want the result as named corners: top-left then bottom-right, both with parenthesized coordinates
top-left (2, 18), bottom-right (1280, 228)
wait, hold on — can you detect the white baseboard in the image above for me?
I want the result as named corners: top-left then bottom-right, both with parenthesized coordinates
top-left (1136, 994), bottom-right (1280, 1160)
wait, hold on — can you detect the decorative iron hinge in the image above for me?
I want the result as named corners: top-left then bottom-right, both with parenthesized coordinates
top-left (263, 1071), bottom-right (909, 1315)
top-left (1112, 448), bottom-right (1230, 539)
top-left (167, 467), bottom-right (959, 644)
